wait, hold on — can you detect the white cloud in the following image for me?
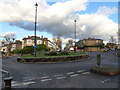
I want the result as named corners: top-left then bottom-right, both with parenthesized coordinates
top-left (0, 0), bottom-right (118, 43)
top-left (96, 6), bottom-right (118, 17)
top-left (0, 32), bottom-right (16, 38)
top-left (77, 14), bottom-right (117, 40)
top-left (0, 0), bottom-right (87, 22)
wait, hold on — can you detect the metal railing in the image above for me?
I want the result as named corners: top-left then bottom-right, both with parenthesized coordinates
top-left (0, 69), bottom-right (10, 78)
top-left (0, 69), bottom-right (13, 90)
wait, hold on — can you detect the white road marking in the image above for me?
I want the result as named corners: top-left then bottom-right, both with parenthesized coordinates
top-left (81, 72), bottom-right (90, 75)
top-left (23, 78), bottom-right (35, 81)
top-left (12, 83), bottom-right (22, 87)
top-left (70, 74), bottom-right (79, 77)
top-left (41, 79), bottom-right (52, 82)
top-left (56, 76), bottom-right (66, 79)
top-left (54, 74), bottom-right (63, 77)
top-left (11, 81), bottom-right (17, 84)
top-left (77, 70), bottom-right (85, 73)
top-left (41, 76), bottom-right (50, 79)
top-left (67, 72), bottom-right (74, 75)
top-left (12, 81), bottom-right (35, 87)
top-left (23, 81), bottom-right (35, 85)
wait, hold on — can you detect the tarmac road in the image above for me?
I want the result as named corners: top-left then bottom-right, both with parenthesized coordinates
top-left (2, 50), bottom-right (120, 88)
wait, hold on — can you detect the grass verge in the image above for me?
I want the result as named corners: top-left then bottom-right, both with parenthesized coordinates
top-left (20, 52), bottom-right (87, 58)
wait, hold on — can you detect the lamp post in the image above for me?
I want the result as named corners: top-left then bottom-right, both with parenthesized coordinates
top-left (34, 3), bottom-right (38, 57)
top-left (74, 19), bottom-right (77, 52)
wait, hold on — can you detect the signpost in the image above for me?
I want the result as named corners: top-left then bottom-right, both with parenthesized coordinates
top-left (96, 54), bottom-right (101, 67)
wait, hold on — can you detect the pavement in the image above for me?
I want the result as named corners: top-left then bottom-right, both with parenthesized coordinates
top-left (2, 50), bottom-right (120, 88)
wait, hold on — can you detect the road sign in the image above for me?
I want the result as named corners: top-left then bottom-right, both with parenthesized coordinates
top-left (34, 46), bottom-right (37, 49)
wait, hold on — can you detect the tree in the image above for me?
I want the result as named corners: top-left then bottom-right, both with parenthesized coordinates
top-left (2, 34), bottom-right (16, 56)
top-left (52, 35), bottom-right (62, 51)
top-left (109, 36), bottom-right (116, 43)
top-left (64, 39), bottom-right (73, 51)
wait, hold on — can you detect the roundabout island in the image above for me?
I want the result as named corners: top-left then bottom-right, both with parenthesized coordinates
top-left (17, 51), bottom-right (89, 63)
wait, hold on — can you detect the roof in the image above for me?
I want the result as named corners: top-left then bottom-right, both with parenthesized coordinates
top-left (22, 36), bottom-right (41, 40)
top-left (80, 38), bottom-right (103, 41)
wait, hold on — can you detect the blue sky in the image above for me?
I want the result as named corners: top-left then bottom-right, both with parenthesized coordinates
top-left (0, 1), bottom-right (118, 44)
top-left (79, 2), bottom-right (118, 23)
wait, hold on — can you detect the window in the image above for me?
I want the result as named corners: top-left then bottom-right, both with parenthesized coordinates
top-left (96, 40), bottom-right (98, 44)
top-left (27, 40), bottom-right (32, 44)
top-left (37, 40), bottom-right (42, 44)
top-left (83, 40), bottom-right (86, 44)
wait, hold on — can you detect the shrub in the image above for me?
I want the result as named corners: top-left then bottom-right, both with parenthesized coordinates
top-left (45, 51), bottom-right (58, 56)
top-left (11, 49), bottom-right (22, 54)
top-left (59, 51), bottom-right (69, 55)
top-left (21, 46), bottom-right (34, 54)
top-left (37, 44), bottom-right (49, 51)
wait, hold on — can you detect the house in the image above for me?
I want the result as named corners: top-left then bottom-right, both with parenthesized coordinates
top-left (0, 40), bottom-right (22, 53)
top-left (11, 40), bottom-right (22, 51)
top-left (22, 36), bottom-right (48, 48)
top-left (77, 38), bottom-right (104, 51)
top-left (106, 43), bottom-right (117, 50)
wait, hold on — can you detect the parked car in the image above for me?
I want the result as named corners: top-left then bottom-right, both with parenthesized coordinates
top-left (101, 48), bottom-right (109, 52)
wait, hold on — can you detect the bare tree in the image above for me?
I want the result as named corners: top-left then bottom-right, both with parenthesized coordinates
top-left (52, 35), bottom-right (62, 51)
top-left (64, 39), bottom-right (73, 51)
top-left (2, 34), bottom-right (16, 56)
top-left (68, 40), bottom-right (73, 46)
top-left (109, 36), bottom-right (116, 43)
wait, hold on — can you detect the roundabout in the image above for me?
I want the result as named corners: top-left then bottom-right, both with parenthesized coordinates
top-left (2, 51), bottom-right (119, 88)
top-left (17, 52), bottom-right (89, 63)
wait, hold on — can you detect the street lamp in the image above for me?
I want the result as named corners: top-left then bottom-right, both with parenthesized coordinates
top-left (34, 3), bottom-right (38, 57)
top-left (74, 19), bottom-right (77, 52)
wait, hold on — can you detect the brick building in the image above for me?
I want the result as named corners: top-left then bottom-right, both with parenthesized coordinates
top-left (106, 43), bottom-right (117, 50)
top-left (78, 38), bottom-right (104, 51)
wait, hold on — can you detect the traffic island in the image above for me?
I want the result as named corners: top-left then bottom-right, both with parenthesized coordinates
top-left (91, 66), bottom-right (120, 76)
top-left (17, 54), bottom-right (89, 63)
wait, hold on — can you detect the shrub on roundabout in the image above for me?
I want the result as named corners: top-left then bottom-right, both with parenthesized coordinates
top-left (59, 51), bottom-right (69, 55)
top-left (45, 51), bottom-right (69, 56)
top-left (45, 51), bottom-right (58, 56)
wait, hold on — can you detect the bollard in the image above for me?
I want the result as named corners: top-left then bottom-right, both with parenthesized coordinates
top-left (4, 77), bottom-right (13, 90)
top-left (96, 54), bottom-right (101, 67)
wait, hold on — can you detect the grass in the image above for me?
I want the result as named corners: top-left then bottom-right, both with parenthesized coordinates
top-left (20, 52), bottom-right (87, 58)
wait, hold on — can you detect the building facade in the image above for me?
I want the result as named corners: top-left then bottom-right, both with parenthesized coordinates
top-left (106, 43), bottom-right (117, 50)
top-left (11, 40), bottom-right (22, 51)
top-left (0, 36), bottom-right (55, 54)
top-left (78, 38), bottom-right (104, 51)
top-left (0, 40), bottom-right (22, 52)
top-left (22, 36), bottom-right (49, 48)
